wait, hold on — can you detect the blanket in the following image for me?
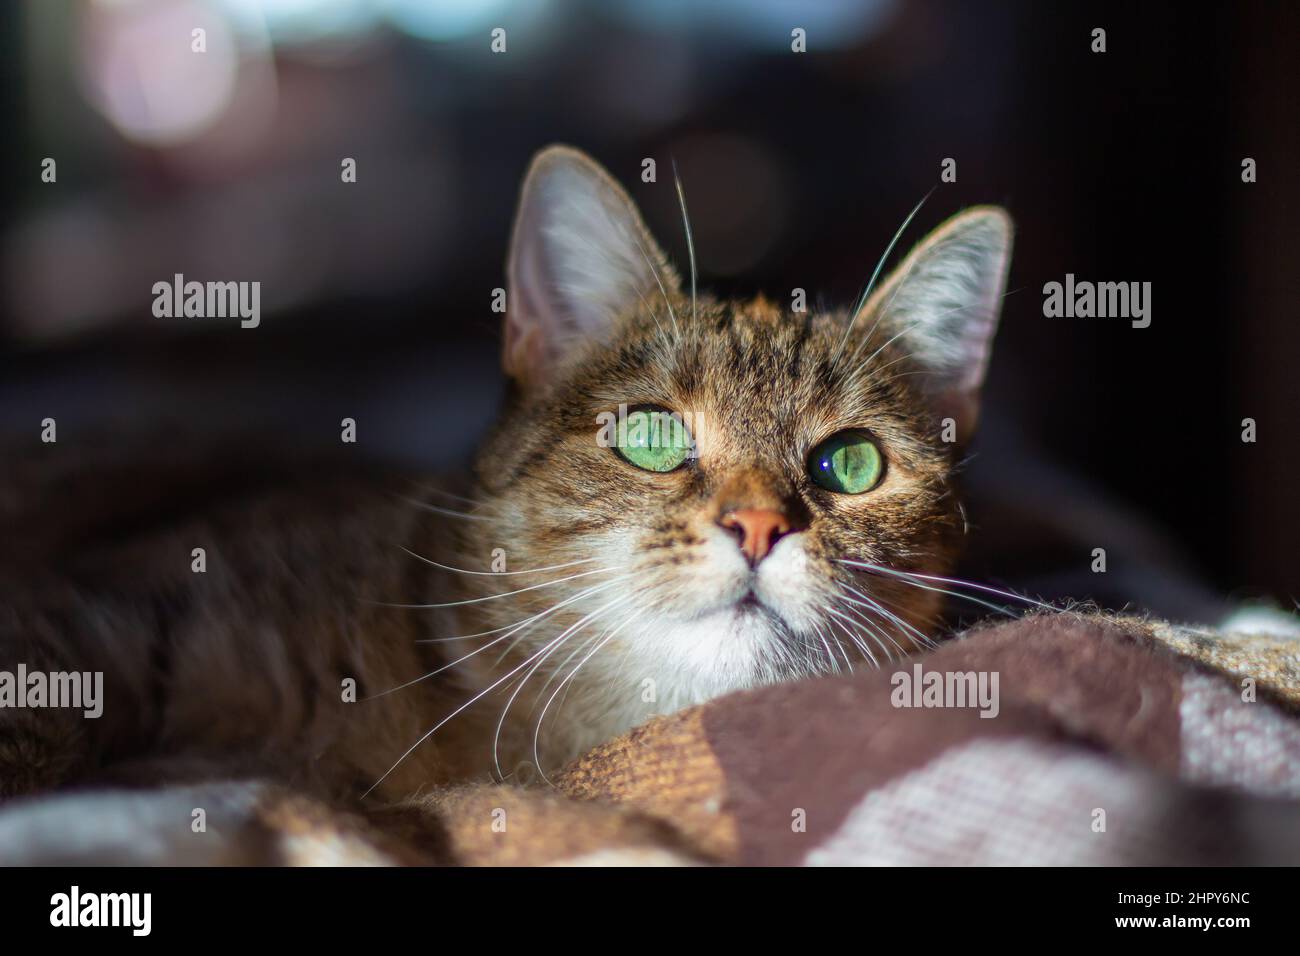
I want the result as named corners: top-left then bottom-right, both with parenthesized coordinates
top-left (3, 612), bottom-right (1299, 865)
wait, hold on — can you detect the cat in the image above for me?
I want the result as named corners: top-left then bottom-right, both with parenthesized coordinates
top-left (0, 145), bottom-right (1012, 807)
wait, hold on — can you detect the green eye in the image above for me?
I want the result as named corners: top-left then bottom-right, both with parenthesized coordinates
top-left (615, 408), bottom-right (693, 473)
top-left (808, 431), bottom-right (883, 494)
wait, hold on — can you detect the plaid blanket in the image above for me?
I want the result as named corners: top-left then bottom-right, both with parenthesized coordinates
top-left (3, 611), bottom-right (1299, 865)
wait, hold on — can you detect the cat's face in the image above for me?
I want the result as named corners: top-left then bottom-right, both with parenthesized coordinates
top-left (460, 146), bottom-right (1011, 763)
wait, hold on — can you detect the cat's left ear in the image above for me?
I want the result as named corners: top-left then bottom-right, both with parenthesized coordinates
top-left (858, 206), bottom-right (1013, 442)
top-left (504, 145), bottom-right (679, 389)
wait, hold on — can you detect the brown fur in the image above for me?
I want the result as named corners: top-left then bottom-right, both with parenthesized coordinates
top-left (451, 290), bottom-right (962, 772)
top-left (0, 147), bottom-right (1010, 813)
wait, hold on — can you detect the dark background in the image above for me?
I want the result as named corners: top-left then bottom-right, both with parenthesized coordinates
top-left (1, 0), bottom-right (1296, 622)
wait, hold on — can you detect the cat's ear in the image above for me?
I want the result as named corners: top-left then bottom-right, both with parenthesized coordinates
top-left (504, 145), bottom-right (678, 387)
top-left (858, 206), bottom-right (1013, 441)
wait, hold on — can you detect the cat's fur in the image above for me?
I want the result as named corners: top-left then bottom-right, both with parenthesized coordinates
top-left (0, 146), bottom-right (1012, 805)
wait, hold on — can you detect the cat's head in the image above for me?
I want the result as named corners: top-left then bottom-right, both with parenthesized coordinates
top-left (461, 146), bottom-right (1011, 759)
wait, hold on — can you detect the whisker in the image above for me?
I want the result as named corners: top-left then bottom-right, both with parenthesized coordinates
top-left (837, 559), bottom-right (1055, 616)
top-left (848, 569), bottom-right (1012, 617)
top-left (575, 226), bottom-right (673, 340)
top-left (492, 590), bottom-right (640, 781)
top-left (849, 286), bottom-right (1023, 375)
top-left (404, 484), bottom-right (485, 507)
top-left (825, 621), bottom-right (857, 672)
top-left (823, 608), bottom-right (874, 668)
top-left (365, 564), bottom-right (621, 610)
top-left (398, 548), bottom-right (600, 578)
top-left (488, 577), bottom-right (631, 667)
top-left (528, 603), bottom-right (629, 705)
top-left (530, 595), bottom-right (658, 785)
top-left (851, 309), bottom-right (955, 382)
top-left (839, 584), bottom-right (936, 651)
top-left (863, 586), bottom-right (944, 649)
top-left (634, 285), bottom-right (670, 340)
top-left (672, 157), bottom-right (698, 327)
top-left (364, 576), bottom-right (631, 700)
top-left (362, 581), bottom-right (639, 798)
top-left (394, 495), bottom-right (491, 522)
top-left (631, 229), bottom-right (679, 338)
top-left (413, 576), bottom-right (627, 645)
top-left (845, 238), bottom-right (931, 370)
top-left (826, 635), bottom-right (851, 673)
top-left (414, 617), bottom-right (536, 644)
top-left (789, 629), bottom-right (826, 678)
top-left (860, 563), bottom-right (1056, 612)
top-left (809, 620), bottom-right (840, 674)
top-left (832, 187), bottom-right (935, 369)
top-left (828, 605), bottom-right (891, 665)
top-left (837, 597), bottom-right (909, 658)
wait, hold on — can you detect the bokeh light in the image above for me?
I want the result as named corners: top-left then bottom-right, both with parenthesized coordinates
top-left (80, 0), bottom-right (245, 147)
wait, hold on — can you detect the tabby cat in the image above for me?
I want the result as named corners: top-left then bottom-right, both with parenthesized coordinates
top-left (0, 146), bottom-right (1012, 805)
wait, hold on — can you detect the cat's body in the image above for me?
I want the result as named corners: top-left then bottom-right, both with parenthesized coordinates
top-left (0, 146), bottom-right (1013, 809)
top-left (0, 450), bottom-right (474, 801)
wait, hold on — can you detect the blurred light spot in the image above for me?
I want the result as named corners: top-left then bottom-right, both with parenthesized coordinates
top-left (671, 134), bottom-right (787, 276)
top-left (610, 0), bottom-right (897, 49)
top-left (381, 0), bottom-right (545, 42)
top-left (586, 35), bottom-right (693, 132)
top-left (6, 203), bottom-right (120, 339)
top-left (81, 0), bottom-right (242, 146)
top-left (219, 0), bottom-right (380, 44)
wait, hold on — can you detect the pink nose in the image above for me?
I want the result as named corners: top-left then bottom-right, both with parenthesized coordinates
top-left (719, 508), bottom-right (793, 564)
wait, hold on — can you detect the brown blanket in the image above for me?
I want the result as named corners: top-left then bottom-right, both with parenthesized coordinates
top-left (3, 612), bottom-right (1299, 865)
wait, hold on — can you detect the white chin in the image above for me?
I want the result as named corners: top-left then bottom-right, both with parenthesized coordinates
top-left (549, 599), bottom-right (803, 763)
top-left (628, 601), bottom-right (798, 699)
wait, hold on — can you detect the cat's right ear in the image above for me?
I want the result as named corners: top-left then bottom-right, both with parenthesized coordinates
top-left (855, 206), bottom-right (1013, 442)
top-left (504, 145), bottom-right (679, 388)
